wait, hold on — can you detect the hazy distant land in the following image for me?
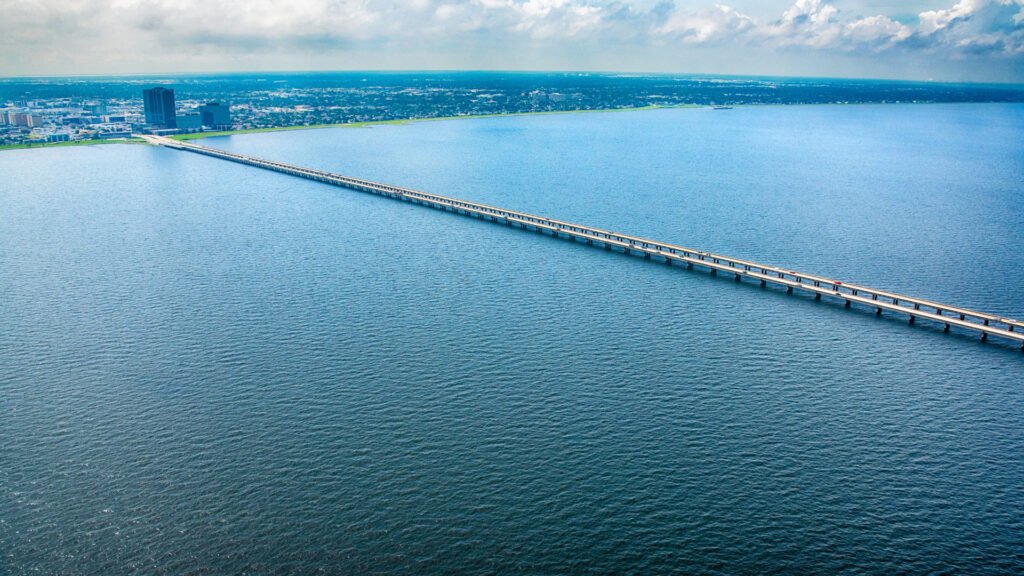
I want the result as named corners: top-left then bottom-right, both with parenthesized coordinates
top-left (2, 72), bottom-right (1022, 151)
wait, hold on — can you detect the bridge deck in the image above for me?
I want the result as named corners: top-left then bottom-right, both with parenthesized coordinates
top-left (141, 134), bottom-right (1024, 350)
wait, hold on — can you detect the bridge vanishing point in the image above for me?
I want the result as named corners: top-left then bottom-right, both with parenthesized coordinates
top-left (142, 134), bottom-right (1024, 351)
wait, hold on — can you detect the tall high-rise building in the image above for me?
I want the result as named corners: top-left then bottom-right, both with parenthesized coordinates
top-left (143, 87), bottom-right (176, 128)
top-left (198, 102), bottom-right (231, 128)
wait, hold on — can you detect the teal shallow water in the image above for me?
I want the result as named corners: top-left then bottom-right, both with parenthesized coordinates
top-left (1, 105), bottom-right (1023, 574)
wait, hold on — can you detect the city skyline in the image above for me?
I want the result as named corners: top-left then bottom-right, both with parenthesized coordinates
top-left (1, 0), bottom-right (1023, 83)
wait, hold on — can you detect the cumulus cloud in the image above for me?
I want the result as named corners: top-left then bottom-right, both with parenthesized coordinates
top-left (765, 0), bottom-right (911, 50)
top-left (655, 5), bottom-right (756, 44)
top-left (917, 0), bottom-right (1024, 55)
top-left (0, 0), bottom-right (1022, 79)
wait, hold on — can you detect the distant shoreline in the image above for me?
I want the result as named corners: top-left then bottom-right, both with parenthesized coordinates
top-left (164, 101), bottom-right (1024, 143)
top-left (0, 138), bottom-right (140, 152)
top-left (169, 104), bottom-right (684, 141)
top-left (0, 105), bottom-right (672, 151)
top-left (0, 101), bottom-right (1015, 151)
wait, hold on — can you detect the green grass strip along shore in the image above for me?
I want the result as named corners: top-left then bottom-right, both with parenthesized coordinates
top-left (0, 105), bottom-right (693, 150)
top-left (0, 138), bottom-right (142, 152)
top-left (169, 105), bottom-right (686, 141)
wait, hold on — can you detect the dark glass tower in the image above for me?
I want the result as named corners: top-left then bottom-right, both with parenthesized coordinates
top-left (199, 102), bottom-right (231, 128)
top-left (143, 87), bottom-right (176, 128)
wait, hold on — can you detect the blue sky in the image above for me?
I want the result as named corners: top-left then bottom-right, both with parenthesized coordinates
top-left (1, 0), bottom-right (1022, 82)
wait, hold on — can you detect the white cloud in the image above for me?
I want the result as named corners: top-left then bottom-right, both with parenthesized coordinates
top-left (0, 0), bottom-right (1022, 80)
top-left (762, 0), bottom-right (911, 51)
top-left (657, 5), bottom-right (756, 44)
top-left (917, 0), bottom-right (1024, 55)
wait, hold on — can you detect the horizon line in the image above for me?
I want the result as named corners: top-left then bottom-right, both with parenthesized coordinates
top-left (2, 69), bottom-right (1023, 89)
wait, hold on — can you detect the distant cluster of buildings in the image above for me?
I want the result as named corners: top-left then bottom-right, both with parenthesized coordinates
top-left (0, 105), bottom-right (116, 143)
top-left (0, 111), bottom-right (76, 143)
top-left (142, 87), bottom-right (230, 134)
top-left (0, 86), bottom-right (233, 146)
top-left (1, 111), bottom-right (45, 127)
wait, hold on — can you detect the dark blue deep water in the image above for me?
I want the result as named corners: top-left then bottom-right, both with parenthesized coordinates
top-left (2, 105), bottom-right (1023, 574)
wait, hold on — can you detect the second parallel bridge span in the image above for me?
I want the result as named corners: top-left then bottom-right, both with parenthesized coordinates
top-left (142, 134), bottom-right (1024, 350)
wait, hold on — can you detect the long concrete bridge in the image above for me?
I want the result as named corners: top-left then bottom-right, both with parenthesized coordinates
top-left (142, 134), bottom-right (1024, 351)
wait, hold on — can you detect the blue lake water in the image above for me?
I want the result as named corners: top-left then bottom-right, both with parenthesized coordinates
top-left (2, 104), bottom-right (1023, 574)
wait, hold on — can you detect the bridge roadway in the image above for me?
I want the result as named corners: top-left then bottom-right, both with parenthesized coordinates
top-left (142, 134), bottom-right (1024, 350)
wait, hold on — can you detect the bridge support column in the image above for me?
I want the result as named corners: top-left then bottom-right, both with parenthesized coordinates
top-left (687, 263), bottom-right (693, 270)
top-left (909, 315), bottom-right (915, 325)
top-left (734, 273), bottom-right (741, 282)
top-left (876, 308), bottom-right (882, 315)
top-left (760, 280), bottom-right (766, 287)
top-left (845, 300), bottom-right (851, 308)
top-left (981, 333), bottom-right (988, 343)
top-left (815, 293), bottom-right (821, 301)
top-left (787, 286), bottom-right (793, 295)
top-left (944, 324), bottom-right (950, 333)
top-left (710, 269), bottom-right (717, 277)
